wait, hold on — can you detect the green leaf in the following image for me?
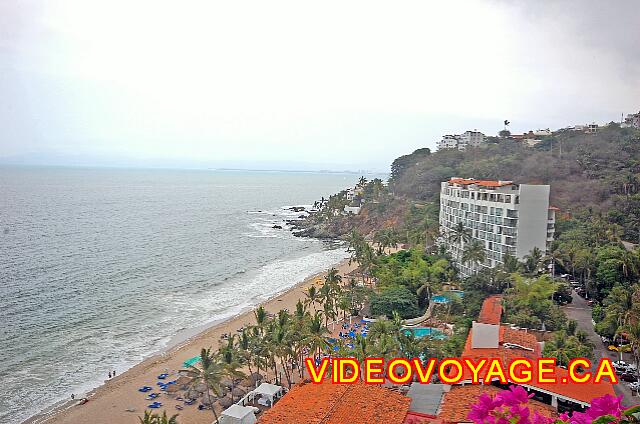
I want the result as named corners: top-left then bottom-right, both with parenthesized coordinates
top-left (624, 406), bottom-right (640, 416)
top-left (591, 415), bottom-right (618, 424)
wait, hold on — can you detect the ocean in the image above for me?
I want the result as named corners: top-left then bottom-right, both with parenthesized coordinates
top-left (0, 166), bottom-right (362, 423)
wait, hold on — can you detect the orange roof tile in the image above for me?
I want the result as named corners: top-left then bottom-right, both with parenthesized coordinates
top-left (448, 178), bottom-right (513, 188)
top-left (458, 325), bottom-right (615, 404)
top-left (548, 206), bottom-right (560, 211)
top-left (258, 382), bottom-right (411, 424)
top-left (478, 296), bottom-right (503, 325)
top-left (438, 385), bottom-right (557, 423)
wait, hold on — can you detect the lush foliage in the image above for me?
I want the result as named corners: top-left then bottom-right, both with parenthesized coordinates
top-left (369, 286), bottom-right (420, 319)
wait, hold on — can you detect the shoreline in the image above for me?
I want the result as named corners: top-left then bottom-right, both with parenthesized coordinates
top-left (23, 256), bottom-right (355, 424)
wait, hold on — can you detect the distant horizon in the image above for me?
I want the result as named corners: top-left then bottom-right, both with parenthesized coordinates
top-left (2, 0), bottom-right (638, 172)
top-left (0, 161), bottom-right (390, 176)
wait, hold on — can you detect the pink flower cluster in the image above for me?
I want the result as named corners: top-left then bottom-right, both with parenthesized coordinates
top-left (468, 385), bottom-right (626, 424)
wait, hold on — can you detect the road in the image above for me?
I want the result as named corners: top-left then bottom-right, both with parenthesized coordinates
top-left (562, 289), bottom-right (636, 406)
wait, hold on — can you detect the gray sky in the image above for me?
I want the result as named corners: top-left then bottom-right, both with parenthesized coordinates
top-left (1, 0), bottom-right (639, 171)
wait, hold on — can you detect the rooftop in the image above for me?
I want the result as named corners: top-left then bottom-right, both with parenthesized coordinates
top-left (438, 385), bottom-right (556, 423)
top-left (477, 296), bottom-right (503, 325)
top-left (258, 382), bottom-right (411, 424)
top-left (456, 294), bottom-right (615, 405)
top-left (448, 178), bottom-right (514, 188)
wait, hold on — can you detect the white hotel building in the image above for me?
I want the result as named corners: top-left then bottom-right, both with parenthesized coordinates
top-left (437, 130), bottom-right (486, 151)
top-left (439, 178), bottom-right (556, 276)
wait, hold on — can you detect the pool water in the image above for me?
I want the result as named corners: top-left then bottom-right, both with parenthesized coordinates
top-left (404, 327), bottom-right (447, 340)
top-left (431, 295), bottom-right (450, 304)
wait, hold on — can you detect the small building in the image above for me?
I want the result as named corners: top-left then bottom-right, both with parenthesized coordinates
top-left (218, 404), bottom-right (258, 424)
top-left (437, 131), bottom-right (486, 151)
top-left (249, 383), bottom-right (283, 407)
top-left (343, 205), bottom-right (361, 215)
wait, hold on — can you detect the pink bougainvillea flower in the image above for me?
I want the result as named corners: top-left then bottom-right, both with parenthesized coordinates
top-left (586, 394), bottom-right (623, 419)
top-left (531, 410), bottom-right (555, 424)
top-left (497, 385), bottom-right (533, 406)
top-left (468, 393), bottom-right (503, 422)
top-left (568, 411), bottom-right (591, 424)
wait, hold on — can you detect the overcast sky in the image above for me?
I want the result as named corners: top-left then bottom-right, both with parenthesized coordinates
top-left (1, 0), bottom-right (639, 171)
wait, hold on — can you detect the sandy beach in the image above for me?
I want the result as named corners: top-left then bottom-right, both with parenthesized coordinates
top-left (25, 258), bottom-right (356, 424)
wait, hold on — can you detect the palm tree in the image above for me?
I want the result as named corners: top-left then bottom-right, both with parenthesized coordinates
top-left (447, 222), bottom-right (471, 262)
top-left (305, 311), bottom-right (329, 362)
top-left (347, 230), bottom-right (366, 266)
top-left (325, 268), bottom-right (342, 287)
top-left (238, 329), bottom-right (255, 380)
top-left (359, 243), bottom-right (377, 285)
top-left (185, 348), bottom-right (226, 422)
top-left (219, 336), bottom-right (246, 402)
top-left (254, 306), bottom-right (267, 335)
top-left (501, 254), bottom-right (521, 274)
top-left (304, 285), bottom-right (320, 312)
top-left (543, 331), bottom-right (570, 367)
top-left (461, 240), bottom-right (486, 273)
top-left (138, 411), bottom-right (179, 424)
top-left (523, 247), bottom-right (544, 275)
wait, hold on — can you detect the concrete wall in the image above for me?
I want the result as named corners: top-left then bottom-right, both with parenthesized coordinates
top-left (515, 184), bottom-right (550, 258)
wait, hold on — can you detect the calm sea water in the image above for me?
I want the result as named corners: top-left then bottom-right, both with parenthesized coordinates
top-left (0, 166), bottom-right (361, 423)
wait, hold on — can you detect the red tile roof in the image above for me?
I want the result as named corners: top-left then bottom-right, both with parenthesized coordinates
top-left (258, 382), bottom-right (411, 424)
top-left (456, 294), bottom-right (616, 404)
top-left (449, 178), bottom-right (513, 188)
top-left (439, 385), bottom-right (556, 423)
top-left (478, 296), bottom-right (503, 325)
top-left (548, 206), bottom-right (560, 211)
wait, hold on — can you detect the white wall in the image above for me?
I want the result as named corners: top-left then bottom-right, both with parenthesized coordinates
top-left (515, 184), bottom-right (550, 258)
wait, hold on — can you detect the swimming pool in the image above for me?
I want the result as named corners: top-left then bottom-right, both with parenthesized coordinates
top-left (404, 327), bottom-right (448, 340)
top-left (431, 295), bottom-right (450, 304)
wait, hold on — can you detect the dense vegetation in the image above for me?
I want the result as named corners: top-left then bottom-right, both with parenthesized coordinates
top-left (297, 123), bottom-right (640, 369)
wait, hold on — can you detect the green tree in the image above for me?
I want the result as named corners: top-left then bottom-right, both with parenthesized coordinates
top-left (461, 240), bottom-right (486, 273)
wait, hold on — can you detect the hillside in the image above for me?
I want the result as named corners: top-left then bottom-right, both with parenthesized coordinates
top-left (295, 123), bottom-right (640, 243)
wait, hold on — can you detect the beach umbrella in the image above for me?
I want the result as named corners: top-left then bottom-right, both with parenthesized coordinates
top-left (239, 378), bottom-right (254, 388)
top-left (175, 376), bottom-right (192, 386)
top-left (232, 387), bottom-right (247, 397)
top-left (218, 395), bottom-right (233, 408)
top-left (194, 383), bottom-right (208, 393)
top-left (201, 392), bottom-right (217, 406)
top-left (166, 384), bottom-right (181, 393)
top-left (248, 372), bottom-right (263, 383)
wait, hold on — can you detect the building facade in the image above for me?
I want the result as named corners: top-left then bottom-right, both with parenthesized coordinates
top-left (437, 130), bottom-right (485, 150)
top-left (623, 111), bottom-right (640, 129)
top-left (439, 178), bottom-right (555, 277)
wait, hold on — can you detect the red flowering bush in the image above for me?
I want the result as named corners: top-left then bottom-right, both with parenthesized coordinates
top-left (468, 385), bottom-right (640, 424)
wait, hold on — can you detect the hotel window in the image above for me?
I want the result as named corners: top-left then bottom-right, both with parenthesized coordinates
top-left (505, 195), bottom-right (511, 203)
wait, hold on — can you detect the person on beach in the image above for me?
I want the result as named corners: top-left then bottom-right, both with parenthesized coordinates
top-left (113, 370), bottom-right (116, 377)
top-left (71, 394), bottom-right (75, 400)
top-left (108, 372), bottom-right (111, 379)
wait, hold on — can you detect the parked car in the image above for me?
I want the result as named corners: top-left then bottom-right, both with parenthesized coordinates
top-left (620, 372), bottom-right (638, 383)
top-left (614, 360), bottom-right (630, 368)
top-left (608, 345), bottom-right (621, 352)
top-left (629, 381), bottom-right (640, 392)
